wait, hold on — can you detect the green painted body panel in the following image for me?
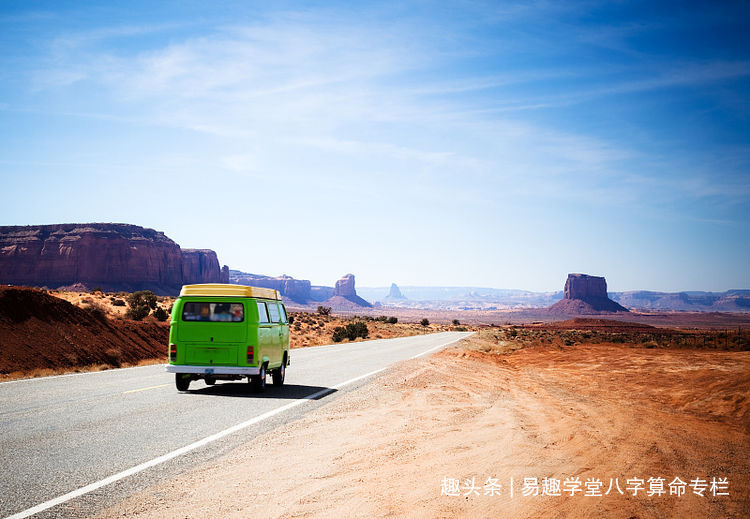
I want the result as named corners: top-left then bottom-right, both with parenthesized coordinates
top-left (168, 296), bottom-right (289, 369)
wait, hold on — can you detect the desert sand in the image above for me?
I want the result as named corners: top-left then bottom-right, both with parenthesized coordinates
top-left (95, 335), bottom-right (749, 518)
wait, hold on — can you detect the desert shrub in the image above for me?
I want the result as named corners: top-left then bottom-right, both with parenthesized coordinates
top-left (506, 326), bottom-right (517, 339)
top-left (317, 306), bottom-right (331, 316)
top-left (332, 327), bottom-right (346, 342)
top-left (125, 305), bottom-right (150, 321)
top-left (153, 307), bottom-right (169, 322)
top-left (126, 291), bottom-right (157, 321)
top-left (103, 347), bottom-right (123, 367)
top-left (91, 287), bottom-right (102, 293)
top-left (112, 299), bottom-right (126, 307)
top-left (83, 302), bottom-right (108, 321)
top-left (452, 319), bottom-right (460, 326)
top-left (332, 322), bottom-right (369, 342)
top-left (376, 315), bottom-right (388, 322)
top-left (420, 318), bottom-right (430, 327)
top-left (288, 315), bottom-right (295, 324)
top-left (387, 316), bottom-right (398, 324)
top-left (643, 341), bottom-right (658, 349)
top-left (128, 290), bottom-right (157, 309)
top-left (454, 326), bottom-right (467, 332)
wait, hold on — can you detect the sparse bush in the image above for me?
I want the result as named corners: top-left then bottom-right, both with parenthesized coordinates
top-left (112, 299), bottom-right (126, 307)
top-left (91, 287), bottom-right (102, 294)
top-left (452, 319), bottom-right (460, 326)
top-left (83, 302), bottom-right (108, 321)
top-left (421, 318), bottom-right (430, 327)
top-left (288, 315), bottom-right (295, 324)
top-left (332, 322), bottom-right (369, 342)
top-left (387, 316), bottom-right (398, 324)
top-left (317, 305), bottom-right (331, 316)
top-left (332, 326), bottom-right (346, 342)
top-left (454, 326), bottom-right (467, 332)
top-left (153, 307), bottom-right (169, 322)
top-left (125, 305), bottom-right (150, 321)
top-left (126, 291), bottom-right (157, 321)
top-left (103, 347), bottom-right (123, 367)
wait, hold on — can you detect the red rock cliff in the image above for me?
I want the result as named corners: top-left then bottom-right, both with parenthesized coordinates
top-left (0, 223), bottom-right (226, 294)
top-left (181, 249), bottom-right (226, 285)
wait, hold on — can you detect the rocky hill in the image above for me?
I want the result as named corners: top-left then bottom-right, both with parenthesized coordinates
top-left (0, 286), bottom-right (167, 376)
top-left (548, 274), bottom-right (628, 314)
top-left (0, 224), bottom-right (228, 295)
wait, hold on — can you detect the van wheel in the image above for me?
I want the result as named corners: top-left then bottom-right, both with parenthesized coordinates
top-left (250, 363), bottom-right (266, 392)
top-left (272, 358), bottom-right (285, 386)
top-left (204, 377), bottom-right (216, 386)
top-left (175, 374), bottom-right (191, 391)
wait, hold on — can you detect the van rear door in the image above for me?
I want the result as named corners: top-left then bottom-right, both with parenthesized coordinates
top-left (178, 300), bottom-right (247, 366)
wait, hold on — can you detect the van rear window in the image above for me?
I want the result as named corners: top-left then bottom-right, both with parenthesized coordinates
top-left (182, 302), bottom-right (244, 322)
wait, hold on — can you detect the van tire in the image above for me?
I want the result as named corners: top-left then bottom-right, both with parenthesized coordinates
top-left (204, 377), bottom-right (216, 386)
top-left (250, 363), bottom-right (266, 392)
top-left (175, 374), bottom-right (191, 391)
top-left (272, 357), bottom-right (286, 386)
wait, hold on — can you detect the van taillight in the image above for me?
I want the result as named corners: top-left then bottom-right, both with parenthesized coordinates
top-left (169, 344), bottom-right (177, 362)
top-left (247, 346), bottom-right (254, 363)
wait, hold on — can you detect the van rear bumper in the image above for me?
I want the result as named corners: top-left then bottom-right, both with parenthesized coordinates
top-left (166, 365), bottom-right (260, 376)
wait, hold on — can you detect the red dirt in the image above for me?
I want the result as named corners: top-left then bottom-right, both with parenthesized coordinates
top-left (0, 286), bottom-right (168, 378)
top-left (94, 339), bottom-right (750, 518)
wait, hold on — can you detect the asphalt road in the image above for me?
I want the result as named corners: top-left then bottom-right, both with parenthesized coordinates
top-left (0, 331), bottom-right (472, 518)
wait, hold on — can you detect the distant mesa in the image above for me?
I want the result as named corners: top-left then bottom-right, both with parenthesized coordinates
top-left (0, 223), bottom-right (228, 295)
top-left (230, 271), bottom-right (312, 303)
top-left (228, 271), bottom-right (372, 308)
top-left (324, 274), bottom-right (372, 309)
top-left (385, 282), bottom-right (406, 300)
top-left (548, 273), bottom-right (629, 314)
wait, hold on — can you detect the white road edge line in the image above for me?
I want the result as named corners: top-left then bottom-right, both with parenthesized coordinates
top-left (4, 333), bottom-right (471, 519)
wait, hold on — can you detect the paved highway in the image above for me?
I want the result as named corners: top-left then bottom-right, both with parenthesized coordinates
top-left (0, 331), bottom-right (471, 518)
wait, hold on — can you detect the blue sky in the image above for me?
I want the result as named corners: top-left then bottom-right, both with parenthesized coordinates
top-left (1, 1), bottom-right (748, 292)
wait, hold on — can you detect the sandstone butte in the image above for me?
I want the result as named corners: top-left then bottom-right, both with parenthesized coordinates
top-left (0, 223), bottom-right (228, 295)
top-left (548, 273), bottom-right (629, 314)
top-left (324, 273), bottom-right (373, 308)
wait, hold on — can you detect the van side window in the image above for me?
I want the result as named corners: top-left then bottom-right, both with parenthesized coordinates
top-left (278, 304), bottom-right (287, 323)
top-left (267, 301), bottom-right (281, 323)
top-left (257, 301), bottom-right (269, 323)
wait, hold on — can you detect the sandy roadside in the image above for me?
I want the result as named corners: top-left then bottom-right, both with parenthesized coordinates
top-left (94, 339), bottom-right (749, 518)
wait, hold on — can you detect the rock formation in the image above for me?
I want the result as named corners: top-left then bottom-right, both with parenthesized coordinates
top-left (182, 249), bottom-right (223, 285)
top-left (0, 223), bottom-right (227, 295)
top-left (326, 274), bottom-right (372, 308)
top-left (334, 274), bottom-right (357, 297)
top-left (229, 271), bottom-right (312, 303)
top-left (548, 273), bottom-right (628, 314)
top-left (386, 282), bottom-right (406, 299)
top-left (310, 285), bottom-right (334, 301)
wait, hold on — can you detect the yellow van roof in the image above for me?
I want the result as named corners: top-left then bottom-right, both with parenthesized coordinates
top-left (179, 284), bottom-right (281, 300)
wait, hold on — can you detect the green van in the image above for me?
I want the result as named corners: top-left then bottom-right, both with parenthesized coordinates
top-left (166, 284), bottom-right (290, 392)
